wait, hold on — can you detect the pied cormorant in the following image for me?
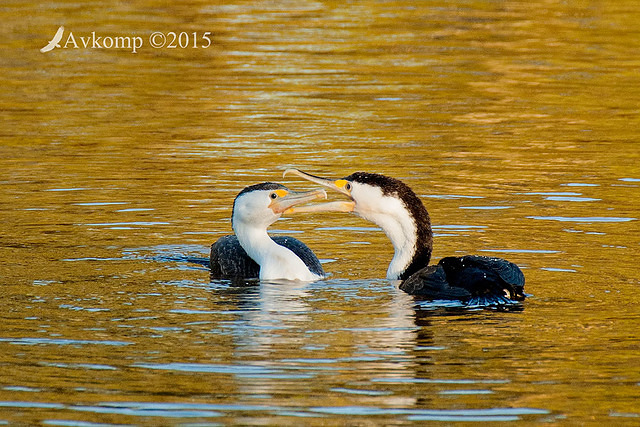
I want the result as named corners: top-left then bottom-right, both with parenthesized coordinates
top-left (283, 169), bottom-right (525, 303)
top-left (210, 182), bottom-right (326, 282)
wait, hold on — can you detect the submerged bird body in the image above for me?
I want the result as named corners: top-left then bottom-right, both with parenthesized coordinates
top-left (210, 235), bottom-right (324, 281)
top-left (209, 182), bottom-right (325, 282)
top-left (399, 255), bottom-right (525, 304)
top-left (284, 169), bottom-right (526, 303)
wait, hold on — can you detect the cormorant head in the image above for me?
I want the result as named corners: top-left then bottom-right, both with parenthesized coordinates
top-left (231, 182), bottom-right (326, 232)
top-left (282, 169), bottom-right (430, 229)
top-left (283, 169), bottom-right (433, 279)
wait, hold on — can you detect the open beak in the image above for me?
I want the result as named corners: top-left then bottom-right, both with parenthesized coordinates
top-left (283, 169), bottom-right (356, 214)
top-left (270, 188), bottom-right (327, 214)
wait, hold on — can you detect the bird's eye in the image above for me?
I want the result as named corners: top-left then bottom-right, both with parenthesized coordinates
top-left (270, 192), bottom-right (278, 199)
top-left (345, 182), bottom-right (352, 191)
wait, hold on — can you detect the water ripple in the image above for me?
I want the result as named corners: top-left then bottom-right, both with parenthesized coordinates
top-left (0, 338), bottom-right (132, 346)
top-left (528, 216), bottom-right (636, 223)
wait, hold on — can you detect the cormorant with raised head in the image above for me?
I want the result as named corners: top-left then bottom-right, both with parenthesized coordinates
top-left (283, 169), bottom-right (525, 304)
top-left (210, 182), bottom-right (326, 282)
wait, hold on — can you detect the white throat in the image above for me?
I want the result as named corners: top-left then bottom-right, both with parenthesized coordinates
top-left (352, 187), bottom-right (417, 280)
top-left (233, 222), bottom-right (321, 282)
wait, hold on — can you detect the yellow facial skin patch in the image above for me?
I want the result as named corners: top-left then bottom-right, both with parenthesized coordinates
top-left (274, 189), bottom-right (288, 198)
top-left (335, 180), bottom-right (349, 190)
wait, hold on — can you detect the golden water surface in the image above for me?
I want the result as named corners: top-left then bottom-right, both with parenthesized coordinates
top-left (1, 0), bottom-right (640, 425)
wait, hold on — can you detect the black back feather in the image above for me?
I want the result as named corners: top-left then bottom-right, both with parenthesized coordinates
top-left (438, 255), bottom-right (525, 299)
top-left (399, 265), bottom-right (472, 300)
top-left (400, 255), bottom-right (525, 302)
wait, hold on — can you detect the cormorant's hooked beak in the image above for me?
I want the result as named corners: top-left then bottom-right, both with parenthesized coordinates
top-left (283, 169), bottom-right (356, 214)
top-left (271, 188), bottom-right (327, 214)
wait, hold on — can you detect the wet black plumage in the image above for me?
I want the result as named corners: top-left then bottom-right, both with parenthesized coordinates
top-left (399, 255), bottom-right (525, 304)
top-left (210, 235), bottom-right (259, 279)
top-left (210, 235), bottom-right (324, 280)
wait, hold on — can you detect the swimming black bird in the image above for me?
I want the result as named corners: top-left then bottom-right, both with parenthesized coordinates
top-left (210, 182), bottom-right (326, 282)
top-left (283, 169), bottom-right (525, 303)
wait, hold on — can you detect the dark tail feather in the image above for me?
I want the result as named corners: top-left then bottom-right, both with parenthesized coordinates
top-left (466, 294), bottom-right (523, 307)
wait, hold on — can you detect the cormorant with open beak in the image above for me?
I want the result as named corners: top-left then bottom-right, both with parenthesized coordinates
top-left (284, 169), bottom-right (525, 304)
top-left (210, 182), bottom-right (326, 282)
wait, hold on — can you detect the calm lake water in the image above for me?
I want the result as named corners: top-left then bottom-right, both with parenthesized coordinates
top-left (2, 0), bottom-right (640, 425)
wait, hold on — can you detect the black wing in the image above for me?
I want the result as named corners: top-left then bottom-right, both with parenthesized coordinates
top-left (399, 255), bottom-right (525, 303)
top-left (271, 236), bottom-right (324, 277)
top-left (399, 265), bottom-right (472, 300)
top-left (209, 235), bottom-right (324, 280)
top-left (210, 235), bottom-right (260, 280)
top-left (438, 255), bottom-right (525, 300)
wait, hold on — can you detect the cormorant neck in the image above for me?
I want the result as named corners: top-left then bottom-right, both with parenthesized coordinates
top-left (363, 194), bottom-right (432, 281)
top-left (383, 215), bottom-right (419, 280)
top-left (339, 172), bottom-right (433, 280)
top-left (383, 215), bottom-right (432, 281)
top-left (233, 223), bottom-right (321, 281)
top-left (396, 202), bottom-right (432, 281)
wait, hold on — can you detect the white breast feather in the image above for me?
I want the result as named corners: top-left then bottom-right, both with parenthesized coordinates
top-left (352, 184), bottom-right (417, 279)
